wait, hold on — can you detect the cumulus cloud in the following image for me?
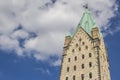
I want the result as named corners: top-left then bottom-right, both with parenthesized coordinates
top-left (0, 0), bottom-right (118, 66)
top-left (0, 35), bottom-right (23, 55)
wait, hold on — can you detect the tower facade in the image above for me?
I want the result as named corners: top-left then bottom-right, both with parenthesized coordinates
top-left (59, 8), bottom-right (111, 80)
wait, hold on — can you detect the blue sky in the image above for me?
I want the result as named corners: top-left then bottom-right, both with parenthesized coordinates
top-left (0, 0), bottom-right (120, 80)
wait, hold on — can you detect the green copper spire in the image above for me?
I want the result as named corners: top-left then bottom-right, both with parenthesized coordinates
top-left (70, 5), bottom-right (102, 39)
top-left (79, 5), bottom-right (97, 36)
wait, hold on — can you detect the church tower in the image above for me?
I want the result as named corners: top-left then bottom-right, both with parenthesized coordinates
top-left (59, 6), bottom-right (111, 80)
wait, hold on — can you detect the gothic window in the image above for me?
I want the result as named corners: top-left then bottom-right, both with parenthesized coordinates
top-left (79, 38), bottom-right (82, 41)
top-left (73, 75), bottom-right (75, 80)
top-left (82, 64), bottom-right (84, 69)
top-left (81, 74), bottom-right (84, 80)
top-left (85, 45), bottom-right (88, 49)
top-left (89, 53), bottom-right (92, 57)
top-left (82, 54), bottom-right (85, 59)
top-left (68, 58), bottom-right (70, 62)
top-left (66, 77), bottom-right (68, 80)
top-left (75, 56), bottom-right (77, 61)
top-left (79, 47), bottom-right (81, 51)
top-left (76, 43), bottom-right (78, 47)
top-left (89, 62), bottom-right (92, 67)
top-left (74, 65), bottom-right (76, 71)
top-left (82, 42), bottom-right (85, 45)
top-left (89, 72), bottom-right (92, 79)
top-left (67, 67), bottom-right (69, 72)
top-left (72, 49), bottom-right (75, 53)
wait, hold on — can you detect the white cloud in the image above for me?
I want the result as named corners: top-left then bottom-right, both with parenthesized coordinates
top-left (35, 68), bottom-right (51, 75)
top-left (104, 25), bottom-right (120, 36)
top-left (51, 59), bottom-right (61, 66)
top-left (11, 30), bottom-right (29, 39)
top-left (0, 35), bottom-right (23, 56)
top-left (24, 32), bottom-right (64, 55)
top-left (0, 0), bottom-right (118, 66)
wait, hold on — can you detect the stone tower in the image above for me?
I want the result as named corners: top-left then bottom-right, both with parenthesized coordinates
top-left (59, 7), bottom-right (111, 80)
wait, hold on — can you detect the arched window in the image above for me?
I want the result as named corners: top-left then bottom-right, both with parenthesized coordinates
top-left (67, 67), bottom-right (69, 72)
top-left (89, 72), bottom-right (92, 79)
top-left (82, 42), bottom-right (85, 45)
top-left (73, 75), bottom-right (75, 80)
top-left (82, 54), bottom-right (85, 59)
top-left (72, 49), bottom-right (74, 53)
top-left (82, 64), bottom-right (84, 69)
top-left (79, 38), bottom-right (82, 41)
top-left (74, 65), bottom-right (76, 71)
top-left (76, 43), bottom-right (78, 47)
top-left (75, 56), bottom-right (77, 61)
top-left (89, 53), bottom-right (92, 57)
top-left (85, 45), bottom-right (88, 49)
top-left (68, 58), bottom-right (70, 62)
top-left (81, 74), bottom-right (84, 80)
top-left (79, 47), bottom-right (81, 51)
top-left (89, 62), bottom-right (92, 67)
top-left (66, 77), bottom-right (68, 80)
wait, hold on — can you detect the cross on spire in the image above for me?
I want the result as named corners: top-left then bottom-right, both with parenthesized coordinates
top-left (85, 4), bottom-right (88, 9)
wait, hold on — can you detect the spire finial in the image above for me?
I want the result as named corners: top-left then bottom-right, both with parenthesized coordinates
top-left (85, 4), bottom-right (88, 9)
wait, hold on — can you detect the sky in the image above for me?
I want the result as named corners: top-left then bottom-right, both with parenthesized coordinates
top-left (0, 0), bottom-right (120, 80)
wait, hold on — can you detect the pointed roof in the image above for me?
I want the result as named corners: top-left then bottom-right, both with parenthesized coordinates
top-left (79, 6), bottom-right (97, 36)
top-left (69, 5), bottom-right (102, 39)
